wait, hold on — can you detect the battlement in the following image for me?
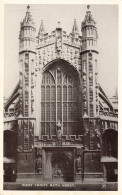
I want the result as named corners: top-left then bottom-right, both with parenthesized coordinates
top-left (37, 29), bottom-right (82, 48)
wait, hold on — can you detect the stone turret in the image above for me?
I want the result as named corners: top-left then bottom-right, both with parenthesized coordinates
top-left (19, 5), bottom-right (36, 53)
top-left (81, 5), bottom-right (98, 52)
top-left (81, 5), bottom-right (99, 117)
top-left (19, 5), bottom-right (36, 117)
top-left (17, 5), bottom-right (36, 174)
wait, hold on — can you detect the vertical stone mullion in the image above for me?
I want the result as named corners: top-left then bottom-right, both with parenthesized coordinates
top-left (44, 86), bottom-right (46, 135)
top-left (56, 70), bottom-right (57, 124)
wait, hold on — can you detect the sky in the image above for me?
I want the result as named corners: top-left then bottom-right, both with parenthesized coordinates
top-left (4, 4), bottom-right (118, 98)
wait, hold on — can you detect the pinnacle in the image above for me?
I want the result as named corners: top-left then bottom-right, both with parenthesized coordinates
top-left (27, 4), bottom-right (30, 11)
top-left (87, 5), bottom-right (90, 10)
top-left (72, 19), bottom-right (79, 34)
top-left (38, 20), bottom-right (45, 35)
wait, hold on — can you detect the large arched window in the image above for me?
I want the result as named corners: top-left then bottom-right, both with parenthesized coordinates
top-left (40, 62), bottom-right (80, 138)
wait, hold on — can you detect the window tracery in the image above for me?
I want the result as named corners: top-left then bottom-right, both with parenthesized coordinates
top-left (40, 65), bottom-right (79, 138)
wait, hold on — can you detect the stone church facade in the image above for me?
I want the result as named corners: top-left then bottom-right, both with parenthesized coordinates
top-left (4, 5), bottom-right (118, 182)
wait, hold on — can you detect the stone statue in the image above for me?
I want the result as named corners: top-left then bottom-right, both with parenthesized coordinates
top-left (76, 156), bottom-right (81, 173)
top-left (57, 35), bottom-right (62, 52)
top-left (76, 156), bottom-right (81, 168)
top-left (56, 120), bottom-right (62, 139)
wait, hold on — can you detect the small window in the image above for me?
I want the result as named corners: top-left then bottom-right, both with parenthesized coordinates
top-left (88, 52), bottom-right (92, 60)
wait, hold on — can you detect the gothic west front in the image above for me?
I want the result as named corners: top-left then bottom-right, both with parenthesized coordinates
top-left (4, 5), bottom-right (118, 183)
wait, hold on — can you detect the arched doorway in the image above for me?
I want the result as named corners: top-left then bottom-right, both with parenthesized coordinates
top-left (51, 152), bottom-right (74, 182)
top-left (101, 129), bottom-right (118, 182)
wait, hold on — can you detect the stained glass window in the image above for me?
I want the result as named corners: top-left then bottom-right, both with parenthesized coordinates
top-left (46, 103), bottom-right (50, 121)
top-left (41, 103), bottom-right (45, 121)
top-left (68, 103), bottom-right (72, 121)
top-left (46, 86), bottom-right (50, 101)
top-left (63, 86), bottom-right (67, 101)
top-left (51, 123), bottom-right (56, 135)
top-left (57, 86), bottom-right (61, 101)
top-left (41, 86), bottom-right (45, 101)
top-left (68, 123), bottom-right (73, 135)
top-left (46, 123), bottom-right (50, 136)
top-left (51, 103), bottom-right (56, 121)
top-left (73, 103), bottom-right (78, 121)
top-left (40, 65), bottom-right (79, 138)
top-left (41, 123), bottom-right (45, 135)
top-left (42, 75), bottom-right (45, 84)
top-left (57, 102), bottom-right (62, 121)
top-left (57, 71), bottom-right (61, 84)
top-left (63, 103), bottom-right (67, 121)
top-left (51, 86), bottom-right (55, 101)
top-left (73, 85), bottom-right (77, 101)
top-left (68, 86), bottom-right (72, 101)
top-left (63, 123), bottom-right (67, 135)
top-left (68, 74), bottom-right (73, 84)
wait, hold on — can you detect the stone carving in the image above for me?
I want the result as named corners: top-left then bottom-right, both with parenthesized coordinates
top-left (83, 63), bottom-right (86, 74)
top-left (83, 86), bottom-right (86, 93)
top-left (76, 156), bottom-right (81, 172)
top-left (83, 75), bottom-right (86, 81)
top-left (30, 129), bottom-right (33, 136)
top-left (89, 72), bottom-right (93, 79)
top-left (84, 129), bottom-right (89, 136)
top-left (25, 134), bottom-right (29, 141)
top-left (25, 58), bottom-right (29, 64)
top-left (56, 36), bottom-right (62, 52)
top-left (89, 86), bottom-right (93, 91)
top-left (95, 129), bottom-right (101, 137)
top-left (56, 120), bottom-right (62, 139)
top-left (97, 143), bottom-right (100, 149)
top-left (91, 133), bottom-right (95, 138)
top-left (35, 155), bottom-right (42, 174)
top-left (17, 145), bottom-right (23, 152)
top-left (95, 75), bottom-right (98, 83)
top-left (83, 95), bottom-right (87, 101)
top-left (84, 145), bottom-right (88, 151)
top-left (84, 101), bottom-right (87, 109)
top-left (18, 129), bottom-right (23, 136)
top-left (90, 101), bottom-right (94, 106)
top-left (18, 88), bottom-right (22, 95)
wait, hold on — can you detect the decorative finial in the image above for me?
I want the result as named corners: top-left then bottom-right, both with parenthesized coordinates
top-left (39, 20), bottom-right (45, 34)
top-left (58, 21), bottom-right (61, 28)
top-left (72, 19), bottom-right (79, 34)
top-left (87, 5), bottom-right (90, 10)
top-left (27, 4), bottom-right (30, 11)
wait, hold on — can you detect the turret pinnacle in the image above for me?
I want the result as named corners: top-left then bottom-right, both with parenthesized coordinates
top-left (27, 4), bottom-right (30, 11)
top-left (82, 5), bottom-right (96, 28)
top-left (57, 21), bottom-right (61, 29)
top-left (20, 5), bottom-right (35, 28)
top-left (87, 5), bottom-right (90, 10)
top-left (38, 20), bottom-right (45, 36)
top-left (72, 19), bottom-right (79, 35)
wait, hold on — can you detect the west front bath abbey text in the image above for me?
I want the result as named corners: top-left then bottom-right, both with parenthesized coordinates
top-left (3, 4), bottom-right (118, 190)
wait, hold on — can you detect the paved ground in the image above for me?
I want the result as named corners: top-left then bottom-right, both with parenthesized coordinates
top-left (15, 178), bottom-right (104, 184)
top-left (3, 179), bottom-right (118, 191)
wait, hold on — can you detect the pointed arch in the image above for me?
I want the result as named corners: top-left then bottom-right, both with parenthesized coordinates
top-left (40, 59), bottom-right (82, 138)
